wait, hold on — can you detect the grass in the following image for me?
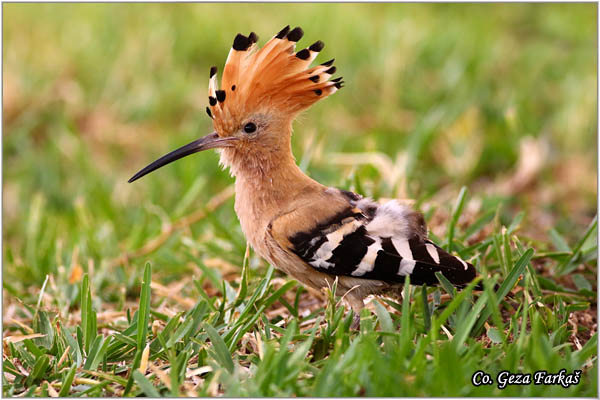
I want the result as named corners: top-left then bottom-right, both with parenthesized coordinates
top-left (3, 3), bottom-right (598, 397)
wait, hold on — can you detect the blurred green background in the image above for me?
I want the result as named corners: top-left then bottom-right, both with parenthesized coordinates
top-left (3, 3), bottom-right (597, 292)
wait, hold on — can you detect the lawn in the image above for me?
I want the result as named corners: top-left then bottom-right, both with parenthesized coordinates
top-left (2, 3), bottom-right (598, 397)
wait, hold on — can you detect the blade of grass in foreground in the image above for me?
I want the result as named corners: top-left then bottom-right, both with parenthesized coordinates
top-left (446, 186), bottom-right (468, 253)
top-left (424, 275), bottom-right (482, 358)
top-left (58, 364), bottom-right (77, 396)
top-left (124, 263), bottom-right (152, 395)
top-left (431, 276), bottom-right (482, 335)
top-left (137, 263), bottom-right (152, 351)
top-left (204, 322), bottom-right (234, 374)
top-left (473, 248), bottom-right (534, 335)
top-left (421, 285), bottom-right (431, 332)
top-left (132, 370), bottom-right (161, 397)
top-left (557, 215), bottom-right (597, 275)
top-left (435, 271), bottom-right (457, 298)
top-left (399, 275), bottom-right (412, 355)
top-left (452, 276), bottom-right (500, 350)
top-left (81, 274), bottom-right (90, 353)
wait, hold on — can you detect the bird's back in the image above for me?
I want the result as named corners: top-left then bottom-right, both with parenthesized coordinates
top-left (268, 187), bottom-right (477, 290)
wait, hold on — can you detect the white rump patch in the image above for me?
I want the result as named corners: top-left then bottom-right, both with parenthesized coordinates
top-left (351, 239), bottom-right (381, 276)
top-left (365, 200), bottom-right (413, 238)
top-left (425, 243), bottom-right (440, 264)
top-left (398, 259), bottom-right (416, 276)
top-left (392, 238), bottom-right (413, 260)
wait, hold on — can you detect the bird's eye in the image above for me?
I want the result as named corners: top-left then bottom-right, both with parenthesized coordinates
top-left (243, 122), bottom-right (257, 134)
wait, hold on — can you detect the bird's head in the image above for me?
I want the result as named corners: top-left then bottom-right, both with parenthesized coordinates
top-left (129, 25), bottom-right (343, 182)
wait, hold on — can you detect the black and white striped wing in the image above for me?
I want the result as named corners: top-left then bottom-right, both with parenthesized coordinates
top-left (288, 200), bottom-right (476, 287)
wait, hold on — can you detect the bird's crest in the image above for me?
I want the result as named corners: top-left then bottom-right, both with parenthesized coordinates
top-left (206, 26), bottom-right (344, 133)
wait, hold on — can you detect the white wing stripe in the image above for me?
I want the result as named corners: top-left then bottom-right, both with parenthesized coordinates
top-left (351, 239), bottom-right (381, 276)
top-left (311, 220), bottom-right (361, 269)
top-left (312, 239), bottom-right (336, 269)
top-left (392, 238), bottom-right (413, 259)
top-left (425, 243), bottom-right (440, 264)
top-left (398, 259), bottom-right (416, 276)
top-left (458, 257), bottom-right (468, 270)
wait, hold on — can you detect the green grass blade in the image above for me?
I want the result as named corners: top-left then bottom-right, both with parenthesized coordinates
top-left (166, 318), bottom-right (194, 348)
top-left (132, 370), bottom-right (161, 397)
top-left (373, 300), bottom-right (393, 332)
top-left (83, 335), bottom-right (103, 370)
top-left (574, 332), bottom-right (597, 367)
top-left (558, 215), bottom-right (597, 275)
top-left (502, 228), bottom-right (513, 273)
top-left (495, 248), bottom-right (534, 300)
top-left (435, 271), bottom-right (456, 298)
top-left (473, 248), bottom-right (534, 334)
top-left (88, 336), bottom-right (111, 371)
top-left (399, 276), bottom-right (412, 353)
top-left (124, 263), bottom-right (152, 396)
top-left (401, 275), bottom-right (411, 328)
top-left (260, 280), bottom-right (297, 310)
top-left (58, 364), bottom-right (77, 396)
top-left (492, 233), bottom-right (507, 274)
top-left (81, 274), bottom-right (89, 352)
top-left (137, 263), bottom-right (152, 351)
top-left (62, 326), bottom-right (83, 367)
top-left (32, 310), bottom-right (53, 350)
top-left (506, 211), bottom-right (525, 234)
top-left (452, 289), bottom-right (488, 349)
top-left (25, 354), bottom-right (49, 386)
top-left (233, 244), bottom-right (250, 308)
top-left (430, 276), bottom-right (482, 337)
top-left (33, 274), bottom-right (49, 319)
top-left (461, 209), bottom-right (495, 240)
top-left (204, 322), bottom-right (234, 374)
top-left (446, 186), bottom-right (468, 252)
top-left (87, 307), bottom-right (96, 355)
top-left (421, 285), bottom-right (431, 332)
top-left (549, 228), bottom-right (572, 252)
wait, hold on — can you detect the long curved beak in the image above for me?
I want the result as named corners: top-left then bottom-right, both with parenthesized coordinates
top-left (128, 132), bottom-right (236, 183)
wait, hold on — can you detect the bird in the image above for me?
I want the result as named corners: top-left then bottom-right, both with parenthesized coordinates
top-left (129, 26), bottom-right (478, 328)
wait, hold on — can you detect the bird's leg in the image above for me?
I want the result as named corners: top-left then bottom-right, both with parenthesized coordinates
top-left (344, 294), bottom-right (365, 330)
top-left (351, 312), bottom-right (361, 331)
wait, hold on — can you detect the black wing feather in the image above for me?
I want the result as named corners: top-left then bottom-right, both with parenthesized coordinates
top-left (289, 211), bottom-right (476, 287)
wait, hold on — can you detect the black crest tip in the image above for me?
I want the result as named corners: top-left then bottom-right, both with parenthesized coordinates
top-left (325, 66), bottom-right (337, 75)
top-left (331, 77), bottom-right (343, 83)
top-left (215, 90), bottom-right (226, 102)
top-left (275, 25), bottom-right (290, 39)
top-left (286, 27), bottom-right (304, 42)
top-left (309, 40), bottom-right (325, 52)
top-left (248, 32), bottom-right (258, 44)
top-left (209, 66), bottom-right (217, 78)
top-left (206, 106), bottom-right (213, 118)
top-left (208, 96), bottom-right (217, 106)
top-left (334, 81), bottom-right (345, 89)
top-left (232, 33), bottom-right (251, 51)
top-left (295, 49), bottom-right (310, 60)
top-left (308, 75), bottom-right (320, 83)
top-left (320, 58), bottom-right (335, 67)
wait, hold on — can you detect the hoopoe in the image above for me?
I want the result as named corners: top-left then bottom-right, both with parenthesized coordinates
top-left (129, 26), bottom-right (478, 327)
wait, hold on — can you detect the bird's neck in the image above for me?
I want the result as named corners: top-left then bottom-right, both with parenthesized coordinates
top-left (224, 146), bottom-right (323, 248)
top-left (232, 149), bottom-right (321, 214)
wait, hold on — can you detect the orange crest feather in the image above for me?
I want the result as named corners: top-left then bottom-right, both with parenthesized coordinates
top-left (206, 26), bottom-right (344, 133)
